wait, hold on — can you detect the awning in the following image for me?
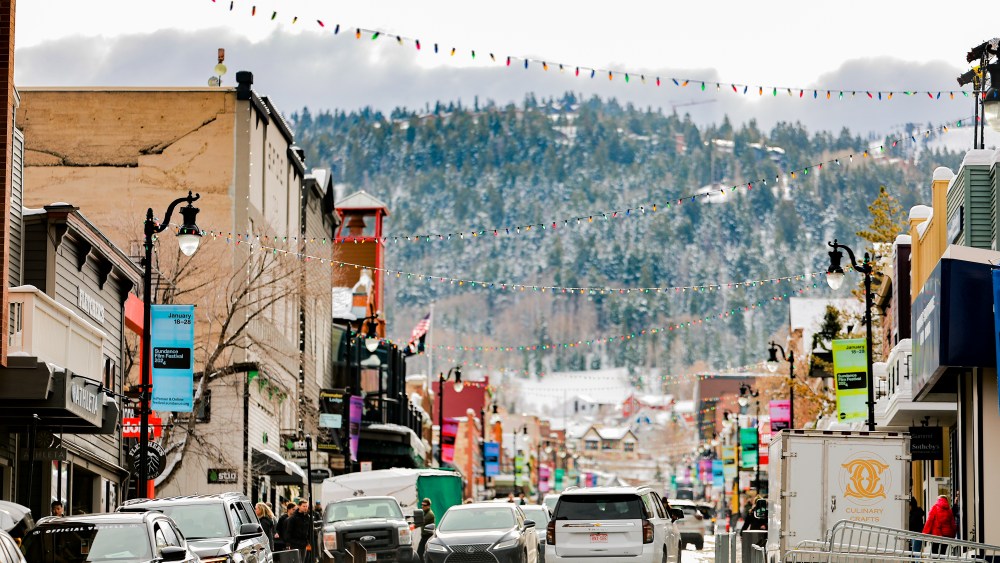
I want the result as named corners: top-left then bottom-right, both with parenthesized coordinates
top-left (252, 448), bottom-right (305, 485)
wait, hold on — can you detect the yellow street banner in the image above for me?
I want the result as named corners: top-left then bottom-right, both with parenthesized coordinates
top-left (832, 338), bottom-right (868, 422)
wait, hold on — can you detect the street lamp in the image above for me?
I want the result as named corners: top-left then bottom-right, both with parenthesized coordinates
top-left (957, 39), bottom-right (1000, 148)
top-left (766, 341), bottom-right (795, 430)
top-left (437, 367), bottom-right (462, 466)
top-left (738, 383), bottom-right (761, 493)
top-left (139, 192), bottom-right (202, 495)
top-left (825, 239), bottom-right (876, 431)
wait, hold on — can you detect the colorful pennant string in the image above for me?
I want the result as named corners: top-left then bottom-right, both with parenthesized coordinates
top-left (213, 1), bottom-right (974, 101)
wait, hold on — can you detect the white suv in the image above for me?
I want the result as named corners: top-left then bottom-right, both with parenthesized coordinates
top-left (546, 486), bottom-right (681, 563)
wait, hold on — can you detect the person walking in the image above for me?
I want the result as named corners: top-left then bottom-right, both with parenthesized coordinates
top-left (275, 501), bottom-right (296, 551)
top-left (286, 498), bottom-right (313, 562)
top-left (740, 498), bottom-right (768, 551)
top-left (908, 497), bottom-right (925, 553)
top-left (255, 502), bottom-right (276, 552)
top-left (922, 495), bottom-right (956, 555)
top-left (416, 498), bottom-right (435, 559)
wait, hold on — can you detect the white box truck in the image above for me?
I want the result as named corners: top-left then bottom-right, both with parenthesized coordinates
top-left (766, 430), bottom-right (911, 556)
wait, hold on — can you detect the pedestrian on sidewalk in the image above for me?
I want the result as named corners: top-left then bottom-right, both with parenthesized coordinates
top-left (740, 497), bottom-right (768, 555)
top-left (922, 495), bottom-right (956, 556)
top-left (908, 497), bottom-right (925, 553)
top-left (286, 498), bottom-right (314, 562)
top-left (255, 502), bottom-right (276, 552)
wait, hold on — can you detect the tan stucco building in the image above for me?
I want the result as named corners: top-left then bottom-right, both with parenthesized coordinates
top-left (18, 72), bottom-right (336, 504)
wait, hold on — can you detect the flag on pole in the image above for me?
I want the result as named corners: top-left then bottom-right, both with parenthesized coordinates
top-left (410, 312), bottom-right (431, 342)
top-left (403, 312), bottom-right (431, 357)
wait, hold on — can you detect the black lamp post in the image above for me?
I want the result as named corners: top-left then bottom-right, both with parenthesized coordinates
top-left (825, 239), bottom-right (876, 432)
top-left (481, 404), bottom-right (497, 498)
top-left (437, 366), bottom-right (462, 466)
top-left (766, 341), bottom-right (795, 430)
top-left (738, 383), bottom-right (761, 493)
top-left (957, 39), bottom-right (1000, 150)
top-left (139, 192), bottom-right (202, 495)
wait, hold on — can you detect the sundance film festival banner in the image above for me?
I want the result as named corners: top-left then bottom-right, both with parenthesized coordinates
top-left (993, 268), bottom-right (1000, 415)
top-left (150, 305), bottom-right (195, 412)
top-left (832, 338), bottom-right (868, 423)
top-left (441, 418), bottom-right (459, 463)
top-left (770, 400), bottom-right (790, 432)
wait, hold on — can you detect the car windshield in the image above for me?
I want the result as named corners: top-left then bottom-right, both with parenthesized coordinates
top-left (554, 495), bottom-right (643, 520)
top-left (21, 523), bottom-right (152, 562)
top-left (438, 508), bottom-right (515, 532)
top-left (520, 507), bottom-right (548, 523)
top-left (149, 504), bottom-right (230, 540)
top-left (327, 499), bottom-right (403, 522)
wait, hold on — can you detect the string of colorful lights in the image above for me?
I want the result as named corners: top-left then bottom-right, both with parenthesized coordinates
top-left (385, 282), bottom-right (819, 353)
top-left (176, 227), bottom-right (842, 295)
top-left (209, 0), bottom-right (975, 102)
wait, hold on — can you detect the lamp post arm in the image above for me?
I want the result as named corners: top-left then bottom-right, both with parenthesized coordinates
top-left (146, 192), bottom-right (201, 238)
top-left (830, 240), bottom-right (873, 275)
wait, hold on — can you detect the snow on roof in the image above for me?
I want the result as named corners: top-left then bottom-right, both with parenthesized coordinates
top-left (638, 394), bottom-right (674, 407)
top-left (596, 426), bottom-right (631, 441)
top-left (788, 297), bottom-right (864, 354)
top-left (672, 400), bottom-right (695, 413)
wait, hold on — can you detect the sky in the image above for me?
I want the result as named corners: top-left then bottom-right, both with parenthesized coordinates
top-left (13, 0), bottom-right (1000, 136)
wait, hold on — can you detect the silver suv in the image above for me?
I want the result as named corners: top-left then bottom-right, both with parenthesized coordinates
top-left (546, 486), bottom-right (681, 563)
top-left (668, 499), bottom-right (705, 550)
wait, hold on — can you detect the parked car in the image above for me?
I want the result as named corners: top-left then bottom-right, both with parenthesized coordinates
top-left (321, 496), bottom-right (416, 562)
top-left (668, 499), bottom-right (705, 550)
top-left (22, 512), bottom-right (199, 562)
top-left (0, 529), bottom-right (25, 563)
top-left (423, 502), bottom-right (538, 563)
top-left (519, 505), bottom-right (550, 563)
top-left (119, 492), bottom-right (273, 563)
top-left (547, 486), bottom-right (681, 563)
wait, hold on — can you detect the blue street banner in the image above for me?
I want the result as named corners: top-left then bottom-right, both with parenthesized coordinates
top-left (150, 305), bottom-right (195, 412)
top-left (712, 460), bottom-right (725, 489)
top-left (484, 442), bottom-right (500, 477)
top-left (832, 338), bottom-right (868, 423)
top-left (993, 269), bottom-right (1000, 415)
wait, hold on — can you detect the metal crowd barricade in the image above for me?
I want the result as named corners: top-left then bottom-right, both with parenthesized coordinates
top-left (714, 532), bottom-right (738, 563)
top-left (749, 543), bottom-right (767, 563)
top-left (779, 520), bottom-right (1000, 563)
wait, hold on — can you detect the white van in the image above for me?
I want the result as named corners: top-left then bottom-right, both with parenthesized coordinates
top-left (546, 486), bottom-right (681, 563)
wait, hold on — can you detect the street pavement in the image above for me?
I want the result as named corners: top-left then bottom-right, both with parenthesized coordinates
top-left (682, 533), bottom-right (716, 563)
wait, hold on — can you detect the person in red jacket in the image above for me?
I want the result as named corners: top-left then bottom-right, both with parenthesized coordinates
top-left (922, 495), bottom-right (956, 555)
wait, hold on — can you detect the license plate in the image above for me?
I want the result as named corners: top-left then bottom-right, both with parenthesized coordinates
top-left (590, 533), bottom-right (608, 543)
top-left (366, 554), bottom-right (377, 562)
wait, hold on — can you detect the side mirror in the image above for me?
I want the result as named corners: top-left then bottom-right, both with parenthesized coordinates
top-left (412, 509), bottom-right (425, 528)
top-left (160, 546), bottom-right (187, 562)
top-left (423, 524), bottom-right (436, 536)
top-left (235, 522), bottom-right (263, 546)
top-left (524, 520), bottom-right (536, 528)
top-left (670, 508), bottom-right (684, 520)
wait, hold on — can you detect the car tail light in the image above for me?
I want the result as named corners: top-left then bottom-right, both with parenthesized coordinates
top-left (642, 519), bottom-right (654, 544)
top-left (546, 520), bottom-right (556, 545)
top-left (324, 531), bottom-right (338, 550)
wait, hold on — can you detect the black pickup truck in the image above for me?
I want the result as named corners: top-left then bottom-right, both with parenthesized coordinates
top-left (321, 496), bottom-right (420, 563)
